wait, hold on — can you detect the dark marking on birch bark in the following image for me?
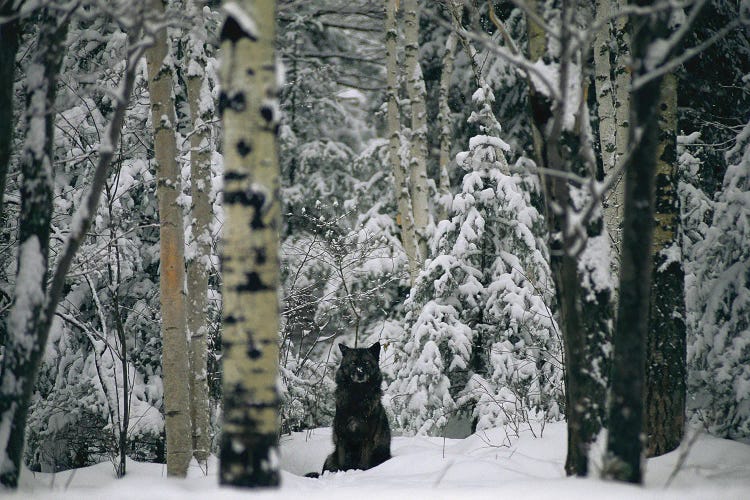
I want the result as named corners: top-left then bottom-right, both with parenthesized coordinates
top-left (254, 247), bottom-right (267, 265)
top-left (225, 171), bottom-right (248, 182)
top-left (247, 345), bottom-right (262, 359)
top-left (260, 105), bottom-right (273, 123)
top-left (218, 91), bottom-right (246, 115)
top-left (236, 271), bottom-right (271, 292)
top-left (237, 139), bottom-right (253, 157)
top-left (220, 16), bottom-right (257, 44)
top-left (248, 191), bottom-right (266, 229)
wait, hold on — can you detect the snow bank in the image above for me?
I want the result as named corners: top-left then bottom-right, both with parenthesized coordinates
top-left (15, 423), bottom-right (750, 499)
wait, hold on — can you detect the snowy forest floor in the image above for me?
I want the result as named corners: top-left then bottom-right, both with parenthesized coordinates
top-left (13, 422), bottom-right (750, 499)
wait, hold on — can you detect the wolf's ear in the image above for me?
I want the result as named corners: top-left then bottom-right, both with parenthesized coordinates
top-left (368, 342), bottom-right (381, 360)
top-left (338, 343), bottom-right (349, 355)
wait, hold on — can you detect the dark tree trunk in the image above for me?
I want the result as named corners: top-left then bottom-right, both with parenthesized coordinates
top-left (527, 0), bottom-right (614, 476)
top-left (645, 73), bottom-right (686, 457)
top-left (605, 1), bottom-right (669, 483)
top-left (0, 4), bottom-right (20, 219)
top-left (0, 11), bottom-right (68, 489)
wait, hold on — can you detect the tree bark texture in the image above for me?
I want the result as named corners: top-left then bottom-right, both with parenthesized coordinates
top-left (605, 1), bottom-right (669, 483)
top-left (0, 11), bottom-right (67, 489)
top-left (403, 0), bottom-right (429, 260)
top-left (385, 0), bottom-right (419, 284)
top-left (218, 0), bottom-right (281, 487)
top-left (145, 0), bottom-right (193, 478)
top-left (645, 72), bottom-right (685, 458)
top-left (602, 0), bottom-right (631, 270)
top-left (0, 3), bottom-right (19, 219)
top-left (185, 2), bottom-right (213, 465)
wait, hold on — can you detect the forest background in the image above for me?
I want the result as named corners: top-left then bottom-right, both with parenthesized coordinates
top-left (0, 0), bottom-right (749, 491)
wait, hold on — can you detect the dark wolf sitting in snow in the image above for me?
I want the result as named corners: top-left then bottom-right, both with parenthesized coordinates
top-left (321, 342), bottom-right (391, 473)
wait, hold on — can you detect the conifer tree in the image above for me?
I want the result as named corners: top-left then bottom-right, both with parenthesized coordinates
top-left (390, 85), bottom-right (561, 436)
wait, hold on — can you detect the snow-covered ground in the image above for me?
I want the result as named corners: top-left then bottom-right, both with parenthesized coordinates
top-left (12, 423), bottom-right (750, 499)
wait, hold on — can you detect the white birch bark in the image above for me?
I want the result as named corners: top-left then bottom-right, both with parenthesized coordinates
top-left (604, 0), bottom-right (631, 264)
top-left (593, 0), bottom-right (616, 175)
top-left (218, 0), bottom-right (281, 487)
top-left (403, 0), bottom-right (429, 261)
top-left (385, 0), bottom-right (419, 284)
top-left (145, 0), bottom-right (192, 477)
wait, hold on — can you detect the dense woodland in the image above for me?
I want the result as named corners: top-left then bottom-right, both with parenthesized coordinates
top-left (0, 0), bottom-right (749, 491)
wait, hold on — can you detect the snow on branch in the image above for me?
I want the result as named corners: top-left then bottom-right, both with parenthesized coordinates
top-left (44, 19), bottom-right (148, 326)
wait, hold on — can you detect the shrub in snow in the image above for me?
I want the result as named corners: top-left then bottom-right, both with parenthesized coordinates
top-left (389, 85), bottom-right (562, 437)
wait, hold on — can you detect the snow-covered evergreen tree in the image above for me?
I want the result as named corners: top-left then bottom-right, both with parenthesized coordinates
top-left (687, 119), bottom-right (750, 440)
top-left (389, 85), bottom-right (561, 436)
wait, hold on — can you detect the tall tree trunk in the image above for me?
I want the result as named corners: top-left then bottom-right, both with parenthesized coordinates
top-left (602, 0), bottom-right (631, 270)
top-left (605, 1), bottom-right (670, 483)
top-left (403, 0), bottom-right (429, 260)
top-left (645, 72), bottom-right (685, 457)
top-left (218, 0), bottom-right (281, 487)
top-left (145, 0), bottom-right (193, 477)
top-left (185, 0), bottom-right (212, 466)
top-left (0, 3), bottom-right (19, 220)
top-left (0, 11), bottom-right (67, 488)
top-left (385, 0), bottom-right (419, 283)
top-left (437, 31), bottom-right (457, 222)
top-left (525, 0), bottom-right (614, 477)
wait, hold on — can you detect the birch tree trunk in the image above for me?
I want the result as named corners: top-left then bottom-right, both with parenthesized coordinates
top-left (593, 0), bottom-right (617, 180)
top-left (605, 1), bottom-right (670, 483)
top-left (145, 0), bottom-right (193, 477)
top-left (644, 72), bottom-right (685, 458)
top-left (403, 0), bottom-right (429, 260)
top-left (595, 0), bottom-right (630, 276)
top-left (218, 0), bottom-right (281, 487)
top-left (385, 0), bottom-right (419, 283)
top-left (0, 11), bottom-right (66, 488)
top-left (437, 31), bottom-right (457, 222)
top-left (0, 2), bottom-right (19, 219)
top-left (185, 0), bottom-right (212, 466)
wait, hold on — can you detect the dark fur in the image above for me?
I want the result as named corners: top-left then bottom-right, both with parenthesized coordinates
top-left (321, 342), bottom-right (391, 473)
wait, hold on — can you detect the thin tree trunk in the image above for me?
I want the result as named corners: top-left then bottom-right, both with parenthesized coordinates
top-left (605, 1), bottom-right (670, 483)
top-left (603, 0), bottom-right (631, 269)
top-left (645, 72), bottom-right (685, 458)
top-left (145, 0), bottom-right (193, 477)
top-left (218, 0), bottom-right (281, 487)
top-left (403, 0), bottom-right (429, 260)
top-left (0, 9), bottom-right (143, 487)
top-left (185, 0), bottom-right (212, 466)
top-left (437, 31), bottom-right (457, 222)
top-left (0, 4), bottom-right (19, 220)
top-left (0, 10), bottom-right (68, 489)
top-left (385, 0), bottom-right (419, 283)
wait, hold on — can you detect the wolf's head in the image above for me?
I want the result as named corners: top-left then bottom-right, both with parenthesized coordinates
top-left (337, 342), bottom-right (381, 384)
